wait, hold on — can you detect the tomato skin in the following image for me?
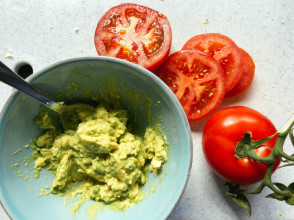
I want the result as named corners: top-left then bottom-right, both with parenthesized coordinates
top-left (94, 3), bottom-right (172, 71)
top-left (158, 50), bottom-right (226, 121)
top-left (182, 33), bottom-right (243, 93)
top-left (226, 48), bottom-right (255, 97)
top-left (202, 106), bottom-right (280, 186)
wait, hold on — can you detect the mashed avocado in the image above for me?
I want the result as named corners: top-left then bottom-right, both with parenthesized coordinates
top-left (31, 103), bottom-right (168, 211)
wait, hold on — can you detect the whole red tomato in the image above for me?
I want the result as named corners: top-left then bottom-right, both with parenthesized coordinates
top-left (202, 106), bottom-right (280, 186)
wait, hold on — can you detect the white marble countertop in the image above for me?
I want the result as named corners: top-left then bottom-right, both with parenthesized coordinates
top-left (1, 0), bottom-right (294, 219)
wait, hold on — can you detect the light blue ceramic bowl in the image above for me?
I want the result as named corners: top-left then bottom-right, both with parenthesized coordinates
top-left (0, 57), bottom-right (192, 220)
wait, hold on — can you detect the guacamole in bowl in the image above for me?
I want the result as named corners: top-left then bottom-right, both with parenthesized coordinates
top-left (0, 57), bottom-right (192, 220)
top-left (32, 102), bottom-right (168, 211)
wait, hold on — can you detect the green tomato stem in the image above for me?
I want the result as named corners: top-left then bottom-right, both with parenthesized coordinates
top-left (243, 144), bottom-right (275, 164)
top-left (262, 165), bottom-right (292, 197)
top-left (242, 182), bottom-right (265, 194)
top-left (280, 151), bottom-right (294, 161)
top-left (241, 112), bottom-right (294, 164)
top-left (289, 129), bottom-right (294, 146)
top-left (233, 112), bottom-right (294, 201)
top-left (277, 113), bottom-right (294, 137)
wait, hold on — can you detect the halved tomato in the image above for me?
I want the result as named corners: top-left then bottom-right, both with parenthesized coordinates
top-left (226, 48), bottom-right (255, 97)
top-left (158, 50), bottom-right (226, 121)
top-left (94, 3), bottom-right (172, 71)
top-left (182, 33), bottom-right (243, 92)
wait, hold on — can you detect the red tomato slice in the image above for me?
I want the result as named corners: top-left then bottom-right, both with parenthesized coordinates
top-left (226, 48), bottom-right (255, 97)
top-left (182, 33), bottom-right (243, 92)
top-left (158, 50), bottom-right (226, 121)
top-left (94, 3), bottom-right (172, 71)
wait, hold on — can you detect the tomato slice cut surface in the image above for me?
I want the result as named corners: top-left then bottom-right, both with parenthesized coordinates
top-left (226, 48), bottom-right (255, 97)
top-left (182, 33), bottom-right (243, 92)
top-left (158, 50), bottom-right (226, 121)
top-left (94, 3), bottom-right (172, 71)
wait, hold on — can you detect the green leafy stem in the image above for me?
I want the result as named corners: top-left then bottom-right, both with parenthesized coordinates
top-left (226, 113), bottom-right (294, 215)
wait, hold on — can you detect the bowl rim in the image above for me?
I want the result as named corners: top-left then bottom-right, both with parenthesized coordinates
top-left (0, 56), bottom-right (193, 220)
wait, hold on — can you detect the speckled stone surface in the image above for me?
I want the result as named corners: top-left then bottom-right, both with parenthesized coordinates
top-left (0, 0), bottom-right (294, 219)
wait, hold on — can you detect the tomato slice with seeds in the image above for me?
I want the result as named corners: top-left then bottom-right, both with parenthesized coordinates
top-left (94, 3), bottom-right (172, 71)
top-left (182, 33), bottom-right (243, 92)
top-left (226, 48), bottom-right (255, 97)
top-left (158, 50), bottom-right (226, 121)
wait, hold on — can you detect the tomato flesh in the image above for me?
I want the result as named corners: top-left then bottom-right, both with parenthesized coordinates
top-left (94, 3), bottom-right (172, 71)
top-left (226, 48), bottom-right (255, 97)
top-left (182, 33), bottom-right (243, 92)
top-left (158, 50), bottom-right (225, 121)
top-left (202, 106), bottom-right (280, 186)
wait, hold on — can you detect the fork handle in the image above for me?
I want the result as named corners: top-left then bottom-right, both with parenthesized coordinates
top-left (0, 61), bottom-right (55, 107)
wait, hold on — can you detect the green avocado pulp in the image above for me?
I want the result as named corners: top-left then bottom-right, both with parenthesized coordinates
top-left (31, 102), bottom-right (168, 214)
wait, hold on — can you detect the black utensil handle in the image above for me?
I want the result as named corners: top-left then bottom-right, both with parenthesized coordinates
top-left (0, 61), bottom-right (52, 105)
